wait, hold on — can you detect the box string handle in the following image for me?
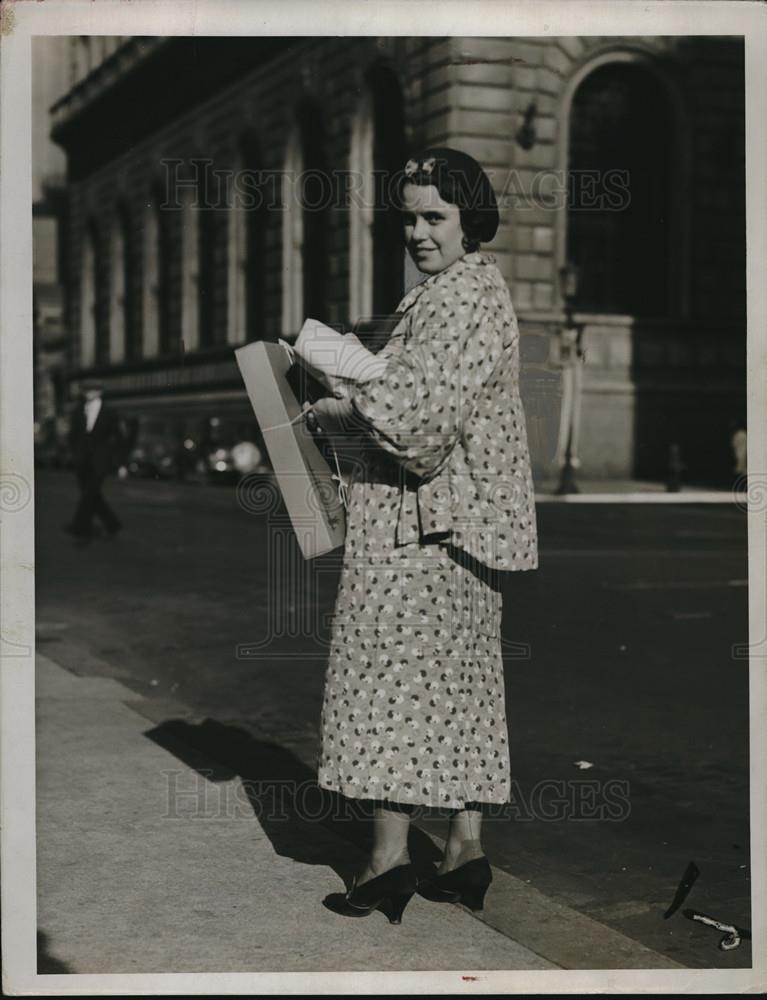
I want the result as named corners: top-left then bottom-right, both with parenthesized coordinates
top-left (330, 445), bottom-right (350, 512)
top-left (260, 409), bottom-right (309, 433)
top-left (261, 404), bottom-right (350, 512)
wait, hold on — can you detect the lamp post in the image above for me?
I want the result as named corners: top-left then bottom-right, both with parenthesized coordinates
top-left (555, 262), bottom-right (585, 495)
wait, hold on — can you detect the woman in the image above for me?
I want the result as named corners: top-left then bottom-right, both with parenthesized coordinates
top-left (311, 147), bottom-right (539, 924)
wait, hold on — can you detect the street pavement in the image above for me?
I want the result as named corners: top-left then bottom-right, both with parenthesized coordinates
top-left (34, 468), bottom-right (752, 971)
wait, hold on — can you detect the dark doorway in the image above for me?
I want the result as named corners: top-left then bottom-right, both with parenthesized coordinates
top-left (567, 62), bottom-right (674, 317)
top-left (369, 65), bottom-right (407, 315)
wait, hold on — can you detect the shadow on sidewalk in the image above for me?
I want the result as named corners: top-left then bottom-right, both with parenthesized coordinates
top-left (37, 929), bottom-right (72, 974)
top-left (144, 718), bottom-right (444, 889)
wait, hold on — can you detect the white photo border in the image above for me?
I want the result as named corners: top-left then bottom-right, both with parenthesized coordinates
top-left (1, 0), bottom-right (765, 994)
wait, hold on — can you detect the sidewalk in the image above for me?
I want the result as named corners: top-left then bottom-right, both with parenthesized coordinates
top-left (534, 478), bottom-right (745, 503)
top-left (35, 653), bottom-right (684, 974)
top-left (35, 653), bottom-right (555, 974)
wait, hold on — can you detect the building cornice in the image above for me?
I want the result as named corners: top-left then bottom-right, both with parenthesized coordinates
top-left (50, 38), bottom-right (168, 139)
top-left (49, 37), bottom-right (300, 179)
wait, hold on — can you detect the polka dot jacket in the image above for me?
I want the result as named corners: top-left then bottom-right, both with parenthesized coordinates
top-left (350, 251), bottom-right (539, 573)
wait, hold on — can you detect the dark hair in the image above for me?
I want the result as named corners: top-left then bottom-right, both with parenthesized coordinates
top-left (396, 147), bottom-right (500, 250)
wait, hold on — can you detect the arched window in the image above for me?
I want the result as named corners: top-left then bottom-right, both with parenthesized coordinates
top-left (566, 60), bottom-right (677, 317)
top-left (281, 125), bottom-right (304, 337)
top-left (144, 183), bottom-right (176, 356)
top-left (158, 193), bottom-right (177, 356)
top-left (349, 88), bottom-right (375, 322)
top-left (349, 66), bottom-right (407, 322)
top-left (142, 196), bottom-right (159, 358)
top-left (118, 206), bottom-right (140, 361)
top-left (198, 202), bottom-right (217, 348)
top-left (180, 181), bottom-right (199, 352)
top-left (298, 101), bottom-right (330, 325)
top-left (280, 101), bottom-right (331, 334)
top-left (79, 222), bottom-right (97, 367)
top-left (90, 223), bottom-right (109, 365)
top-left (109, 209), bottom-right (127, 364)
top-left (229, 134), bottom-right (267, 343)
top-left (229, 149), bottom-right (248, 343)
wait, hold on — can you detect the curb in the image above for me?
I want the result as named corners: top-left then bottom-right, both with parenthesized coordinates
top-left (534, 492), bottom-right (746, 504)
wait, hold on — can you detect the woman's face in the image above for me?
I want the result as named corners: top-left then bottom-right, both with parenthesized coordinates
top-left (401, 182), bottom-right (466, 275)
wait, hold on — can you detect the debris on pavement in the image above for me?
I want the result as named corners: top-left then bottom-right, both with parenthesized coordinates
top-left (682, 908), bottom-right (751, 951)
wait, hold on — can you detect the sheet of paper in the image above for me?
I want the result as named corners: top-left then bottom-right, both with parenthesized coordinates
top-left (294, 318), bottom-right (389, 391)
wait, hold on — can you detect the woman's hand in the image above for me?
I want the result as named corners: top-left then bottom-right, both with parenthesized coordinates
top-left (304, 396), bottom-right (356, 436)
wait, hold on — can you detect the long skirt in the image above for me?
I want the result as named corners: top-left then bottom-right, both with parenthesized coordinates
top-left (316, 480), bottom-right (511, 809)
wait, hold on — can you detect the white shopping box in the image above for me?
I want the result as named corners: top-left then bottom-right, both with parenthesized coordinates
top-left (235, 339), bottom-right (345, 560)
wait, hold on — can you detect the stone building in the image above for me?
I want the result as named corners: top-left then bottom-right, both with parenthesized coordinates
top-left (49, 34), bottom-right (746, 484)
top-left (32, 37), bottom-right (70, 454)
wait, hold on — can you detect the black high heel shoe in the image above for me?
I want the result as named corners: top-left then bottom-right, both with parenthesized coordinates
top-left (323, 862), bottom-right (418, 924)
top-left (417, 856), bottom-right (492, 912)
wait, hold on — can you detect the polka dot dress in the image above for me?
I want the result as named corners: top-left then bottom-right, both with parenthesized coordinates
top-left (316, 252), bottom-right (538, 809)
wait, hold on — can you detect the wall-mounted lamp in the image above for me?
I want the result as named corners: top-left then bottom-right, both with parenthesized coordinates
top-left (516, 101), bottom-right (538, 151)
top-left (558, 261), bottom-right (580, 311)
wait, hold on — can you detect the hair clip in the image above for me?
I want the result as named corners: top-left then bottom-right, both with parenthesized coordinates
top-left (404, 156), bottom-right (438, 177)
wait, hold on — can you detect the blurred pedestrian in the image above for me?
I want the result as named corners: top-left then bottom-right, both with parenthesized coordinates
top-left (730, 416), bottom-right (747, 478)
top-left (65, 378), bottom-right (127, 542)
top-left (310, 148), bottom-right (539, 924)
